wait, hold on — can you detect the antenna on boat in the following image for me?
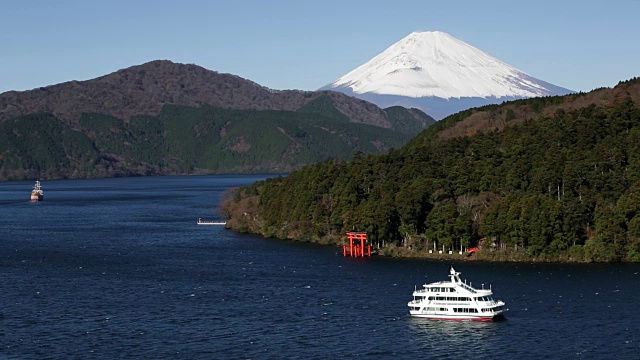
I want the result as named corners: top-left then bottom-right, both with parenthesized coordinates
top-left (482, 283), bottom-right (484, 290)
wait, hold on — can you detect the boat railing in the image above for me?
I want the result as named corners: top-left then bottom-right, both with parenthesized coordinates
top-left (459, 283), bottom-right (477, 294)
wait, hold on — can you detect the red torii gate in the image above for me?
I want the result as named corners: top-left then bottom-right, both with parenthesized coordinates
top-left (343, 232), bottom-right (372, 257)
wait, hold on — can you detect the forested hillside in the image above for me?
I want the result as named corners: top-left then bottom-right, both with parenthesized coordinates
top-left (222, 78), bottom-right (640, 262)
top-left (0, 103), bottom-right (419, 180)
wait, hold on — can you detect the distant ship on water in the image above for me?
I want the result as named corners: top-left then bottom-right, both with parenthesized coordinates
top-left (30, 180), bottom-right (43, 201)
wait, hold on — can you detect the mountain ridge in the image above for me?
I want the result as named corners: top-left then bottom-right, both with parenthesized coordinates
top-left (0, 60), bottom-right (433, 133)
top-left (426, 77), bottom-right (640, 143)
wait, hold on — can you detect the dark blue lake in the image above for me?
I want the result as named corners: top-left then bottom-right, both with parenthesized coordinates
top-left (1, 175), bottom-right (639, 359)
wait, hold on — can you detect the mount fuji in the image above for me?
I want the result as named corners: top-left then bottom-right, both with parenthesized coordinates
top-left (321, 31), bottom-right (573, 119)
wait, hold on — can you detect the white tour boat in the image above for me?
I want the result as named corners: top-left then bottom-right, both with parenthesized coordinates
top-left (408, 267), bottom-right (507, 321)
top-left (30, 180), bottom-right (44, 201)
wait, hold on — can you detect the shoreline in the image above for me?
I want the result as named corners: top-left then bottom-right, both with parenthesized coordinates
top-left (225, 224), bottom-right (618, 264)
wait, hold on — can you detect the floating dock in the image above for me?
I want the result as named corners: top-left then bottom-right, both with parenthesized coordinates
top-left (197, 218), bottom-right (227, 226)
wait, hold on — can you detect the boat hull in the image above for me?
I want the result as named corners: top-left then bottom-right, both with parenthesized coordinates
top-left (410, 313), bottom-right (498, 322)
top-left (30, 194), bottom-right (43, 201)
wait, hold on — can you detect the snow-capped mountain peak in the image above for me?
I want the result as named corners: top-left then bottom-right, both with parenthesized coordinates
top-left (322, 31), bottom-right (572, 119)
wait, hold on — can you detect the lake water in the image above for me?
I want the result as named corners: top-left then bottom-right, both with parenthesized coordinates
top-left (1, 175), bottom-right (639, 359)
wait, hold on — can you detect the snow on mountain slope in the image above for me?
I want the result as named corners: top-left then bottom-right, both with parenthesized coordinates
top-left (322, 31), bottom-right (573, 119)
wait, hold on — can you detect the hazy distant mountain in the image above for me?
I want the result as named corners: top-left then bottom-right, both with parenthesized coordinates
top-left (321, 31), bottom-right (573, 119)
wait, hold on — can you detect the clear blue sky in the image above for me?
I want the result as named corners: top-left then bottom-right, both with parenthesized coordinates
top-left (1, 0), bottom-right (638, 94)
